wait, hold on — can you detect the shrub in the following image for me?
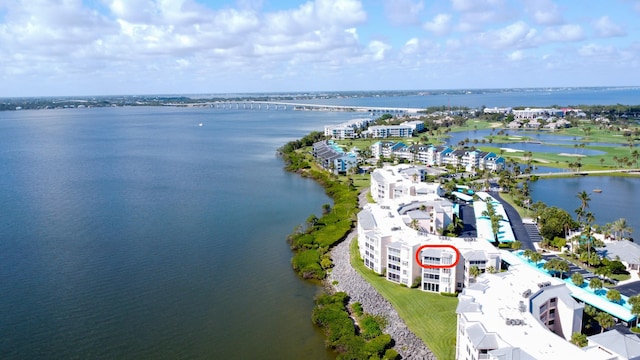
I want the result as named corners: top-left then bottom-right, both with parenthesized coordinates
top-left (383, 349), bottom-right (400, 360)
top-left (351, 302), bottom-right (363, 317)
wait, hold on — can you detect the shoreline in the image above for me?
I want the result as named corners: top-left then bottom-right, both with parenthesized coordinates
top-left (324, 190), bottom-right (436, 359)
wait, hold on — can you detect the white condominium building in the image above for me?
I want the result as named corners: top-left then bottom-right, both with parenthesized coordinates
top-left (359, 165), bottom-right (501, 291)
top-left (370, 165), bottom-right (439, 203)
top-left (366, 125), bottom-right (414, 138)
top-left (324, 118), bottom-right (373, 139)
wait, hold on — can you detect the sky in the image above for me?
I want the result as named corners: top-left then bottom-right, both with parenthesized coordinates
top-left (1, 0), bottom-right (639, 97)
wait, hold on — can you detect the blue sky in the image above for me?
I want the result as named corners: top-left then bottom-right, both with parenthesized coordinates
top-left (0, 0), bottom-right (639, 96)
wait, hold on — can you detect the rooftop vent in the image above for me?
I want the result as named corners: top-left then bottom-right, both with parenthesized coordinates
top-left (505, 318), bottom-right (525, 326)
top-left (519, 301), bottom-right (526, 312)
top-left (522, 289), bottom-right (532, 298)
top-left (537, 281), bottom-right (552, 288)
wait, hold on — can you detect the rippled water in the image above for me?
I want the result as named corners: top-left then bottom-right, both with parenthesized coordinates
top-left (0, 107), bottom-right (346, 359)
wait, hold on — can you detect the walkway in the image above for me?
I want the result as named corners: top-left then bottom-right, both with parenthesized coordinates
top-left (489, 191), bottom-right (536, 250)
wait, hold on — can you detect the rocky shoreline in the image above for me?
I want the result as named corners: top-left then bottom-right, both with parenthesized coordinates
top-left (325, 190), bottom-right (436, 359)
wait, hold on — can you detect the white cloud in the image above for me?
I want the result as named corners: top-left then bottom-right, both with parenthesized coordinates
top-left (475, 21), bottom-right (537, 49)
top-left (593, 16), bottom-right (626, 38)
top-left (523, 0), bottom-right (563, 25)
top-left (384, 0), bottom-right (424, 26)
top-left (367, 40), bottom-right (391, 61)
top-left (451, 0), bottom-right (504, 13)
top-left (508, 50), bottom-right (524, 61)
top-left (401, 37), bottom-right (420, 55)
top-left (423, 13), bottom-right (451, 35)
top-left (0, 0), bottom-right (638, 95)
top-left (453, 1), bottom-right (514, 33)
top-left (541, 24), bottom-right (585, 42)
top-left (579, 43), bottom-right (616, 57)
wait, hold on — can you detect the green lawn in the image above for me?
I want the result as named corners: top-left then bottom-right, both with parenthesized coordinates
top-left (349, 238), bottom-right (458, 360)
top-left (498, 192), bottom-right (535, 219)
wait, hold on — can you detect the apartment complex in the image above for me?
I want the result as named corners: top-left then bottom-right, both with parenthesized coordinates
top-left (312, 140), bottom-right (357, 174)
top-left (323, 118), bottom-right (374, 140)
top-left (371, 142), bottom-right (505, 172)
top-left (358, 165), bottom-right (501, 292)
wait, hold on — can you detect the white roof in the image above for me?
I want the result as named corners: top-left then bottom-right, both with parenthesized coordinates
top-left (458, 264), bottom-right (611, 360)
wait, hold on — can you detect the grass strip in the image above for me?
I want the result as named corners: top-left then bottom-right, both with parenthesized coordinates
top-left (349, 238), bottom-right (458, 360)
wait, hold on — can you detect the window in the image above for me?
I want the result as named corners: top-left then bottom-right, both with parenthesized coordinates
top-left (550, 297), bottom-right (557, 303)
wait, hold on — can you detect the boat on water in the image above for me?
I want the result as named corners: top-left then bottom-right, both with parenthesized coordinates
top-left (593, 189), bottom-right (603, 193)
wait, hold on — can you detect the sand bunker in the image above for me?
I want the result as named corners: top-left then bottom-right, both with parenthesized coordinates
top-left (500, 147), bottom-right (523, 153)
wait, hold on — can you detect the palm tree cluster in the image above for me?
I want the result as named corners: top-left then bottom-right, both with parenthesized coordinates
top-left (523, 249), bottom-right (543, 267)
top-left (542, 258), bottom-right (570, 278)
top-left (583, 304), bottom-right (615, 334)
top-left (481, 199), bottom-right (502, 243)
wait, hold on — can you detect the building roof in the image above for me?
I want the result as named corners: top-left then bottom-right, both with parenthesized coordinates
top-left (588, 330), bottom-right (640, 360)
top-left (463, 250), bottom-right (491, 262)
top-left (406, 209), bottom-right (431, 220)
top-left (458, 263), bottom-right (610, 360)
top-left (600, 241), bottom-right (640, 265)
top-left (357, 208), bottom-right (377, 231)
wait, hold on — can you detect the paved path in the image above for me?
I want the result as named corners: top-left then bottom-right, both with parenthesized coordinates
top-left (489, 191), bottom-right (536, 250)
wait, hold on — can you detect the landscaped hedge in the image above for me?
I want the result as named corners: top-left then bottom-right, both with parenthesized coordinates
top-left (312, 292), bottom-right (395, 359)
top-left (280, 137), bottom-right (360, 280)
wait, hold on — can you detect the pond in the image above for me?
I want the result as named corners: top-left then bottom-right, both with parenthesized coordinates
top-left (529, 177), bottom-right (640, 237)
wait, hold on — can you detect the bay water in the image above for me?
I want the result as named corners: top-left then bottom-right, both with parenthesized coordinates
top-left (0, 106), bottom-right (348, 359)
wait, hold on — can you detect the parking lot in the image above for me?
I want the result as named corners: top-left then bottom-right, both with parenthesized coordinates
top-left (615, 281), bottom-right (640, 297)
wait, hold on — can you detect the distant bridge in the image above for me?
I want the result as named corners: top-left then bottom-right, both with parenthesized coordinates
top-left (196, 101), bottom-right (424, 114)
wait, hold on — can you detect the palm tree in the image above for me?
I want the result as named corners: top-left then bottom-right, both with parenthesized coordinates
top-left (595, 266), bottom-right (612, 282)
top-left (571, 272), bottom-right (584, 286)
top-left (543, 258), bottom-right (558, 277)
top-left (544, 258), bottom-right (569, 278)
top-left (523, 249), bottom-right (534, 262)
top-left (589, 278), bottom-right (603, 293)
top-left (606, 289), bottom-right (622, 304)
top-left (611, 218), bottom-right (633, 240)
top-left (530, 252), bottom-right (543, 267)
top-left (469, 265), bottom-right (481, 283)
top-left (583, 211), bottom-right (596, 261)
top-left (576, 190), bottom-right (591, 223)
top-left (571, 332), bottom-right (588, 347)
top-left (595, 312), bottom-right (615, 333)
top-left (629, 295), bottom-right (640, 327)
top-left (410, 218), bottom-right (419, 230)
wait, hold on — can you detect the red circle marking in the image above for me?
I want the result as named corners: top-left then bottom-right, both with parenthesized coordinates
top-left (415, 244), bottom-right (460, 269)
